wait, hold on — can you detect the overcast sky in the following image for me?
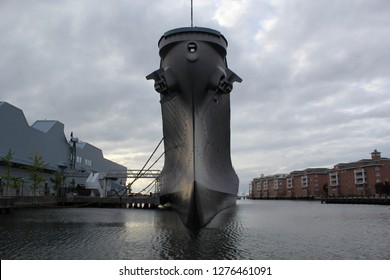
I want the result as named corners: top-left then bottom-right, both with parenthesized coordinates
top-left (1, 0), bottom-right (390, 194)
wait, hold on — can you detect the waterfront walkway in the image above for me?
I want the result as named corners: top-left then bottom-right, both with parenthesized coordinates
top-left (250, 196), bottom-right (390, 205)
top-left (3, 195), bottom-right (389, 213)
top-left (0, 197), bottom-right (15, 214)
top-left (0, 194), bottom-right (160, 213)
top-left (58, 194), bottom-right (160, 209)
top-left (321, 196), bottom-right (390, 205)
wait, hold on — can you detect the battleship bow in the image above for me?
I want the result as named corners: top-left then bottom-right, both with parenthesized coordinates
top-left (147, 27), bottom-right (242, 228)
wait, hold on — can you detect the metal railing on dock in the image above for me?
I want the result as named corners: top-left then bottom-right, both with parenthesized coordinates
top-left (0, 194), bottom-right (160, 211)
top-left (58, 194), bottom-right (160, 209)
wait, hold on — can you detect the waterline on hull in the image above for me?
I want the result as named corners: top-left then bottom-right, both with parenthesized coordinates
top-left (160, 181), bottom-right (237, 228)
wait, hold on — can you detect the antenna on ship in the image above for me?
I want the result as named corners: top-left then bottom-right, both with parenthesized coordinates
top-left (191, 0), bottom-right (194, 27)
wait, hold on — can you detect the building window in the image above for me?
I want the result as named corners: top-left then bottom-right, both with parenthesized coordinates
top-left (263, 180), bottom-right (268, 190)
top-left (76, 156), bottom-right (82, 163)
top-left (313, 175), bottom-right (318, 191)
top-left (274, 179), bottom-right (279, 190)
top-left (301, 176), bottom-right (308, 189)
top-left (256, 181), bottom-right (261, 191)
top-left (329, 172), bottom-right (339, 188)
top-left (287, 178), bottom-right (293, 189)
top-left (354, 168), bottom-right (366, 184)
top-left (84, 159), bottom-right (92, 167)
top-left (375, 167), bottom-right (381, 178)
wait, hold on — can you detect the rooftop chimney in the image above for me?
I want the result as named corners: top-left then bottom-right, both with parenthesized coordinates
top-left (371, 149), bottom-right (381, 161)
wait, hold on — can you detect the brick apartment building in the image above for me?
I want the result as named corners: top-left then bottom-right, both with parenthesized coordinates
top-left (251, 174), bottom-right (287, 198)
top-left (328, 150), bottom-right (390, 197)
top-left (250, 150), bottom-right (390, 199)
top-left (285, 168), bottom-right (330, 198)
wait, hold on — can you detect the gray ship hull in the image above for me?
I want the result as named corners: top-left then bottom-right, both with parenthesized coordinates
top-left (147, 27), bottom-right (241, 227)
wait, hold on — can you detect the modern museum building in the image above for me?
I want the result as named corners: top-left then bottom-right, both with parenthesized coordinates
top-left (0, 101), bottom-right (127, 197)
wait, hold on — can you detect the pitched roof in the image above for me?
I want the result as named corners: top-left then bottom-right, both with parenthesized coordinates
top-left (31, 120), bottom-right (58, 133)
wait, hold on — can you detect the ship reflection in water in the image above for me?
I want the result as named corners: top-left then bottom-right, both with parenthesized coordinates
top-left (154, 205), bottom-right (243, 259)
top-left (1, 200), bottom-right (389, 260)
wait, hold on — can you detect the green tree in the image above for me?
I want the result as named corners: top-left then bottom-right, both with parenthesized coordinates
top-left (322, 183), bottom-right (329, 196)
top-left (50, 170), bottom-right (67, 195)
top-left (28, 152), bottom-right (49, 196)
top-left (0, 149), bottom-right (17, 196)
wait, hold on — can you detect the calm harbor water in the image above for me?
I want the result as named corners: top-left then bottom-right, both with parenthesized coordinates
top-left (1, 200), bottom-right (389, 260)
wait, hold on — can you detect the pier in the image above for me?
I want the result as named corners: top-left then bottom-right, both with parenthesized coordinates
top-left (321, 196), bottom-right (390, 205)
top-left (58, 194), bottom-right (160, 209)
top-left (0, 197), bottom-right (15, 214)
top-left (0, 194), bottom-right (160, 213)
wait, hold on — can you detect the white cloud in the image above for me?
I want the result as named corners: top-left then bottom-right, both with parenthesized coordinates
top-left (213, 0), bottom-right (248, 27)
top-left (361, 79), bottom-right (385, 93)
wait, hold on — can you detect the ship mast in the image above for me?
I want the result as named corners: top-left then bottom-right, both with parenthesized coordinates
top-left (191, 0), bottom-right (193, 27)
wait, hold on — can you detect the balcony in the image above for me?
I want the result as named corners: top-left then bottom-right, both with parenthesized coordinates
top-left (329, 172), bottom-right (339, 187)
top-left (301, 176), bottom-right (309, 189)
top-left (286, 178), bottom-right (293, 189)
top-left (354, 168), bottom-right (366, 184)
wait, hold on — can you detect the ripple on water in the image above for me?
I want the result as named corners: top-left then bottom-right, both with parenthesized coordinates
top-left (1, 201), bottom-right (389, 259)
